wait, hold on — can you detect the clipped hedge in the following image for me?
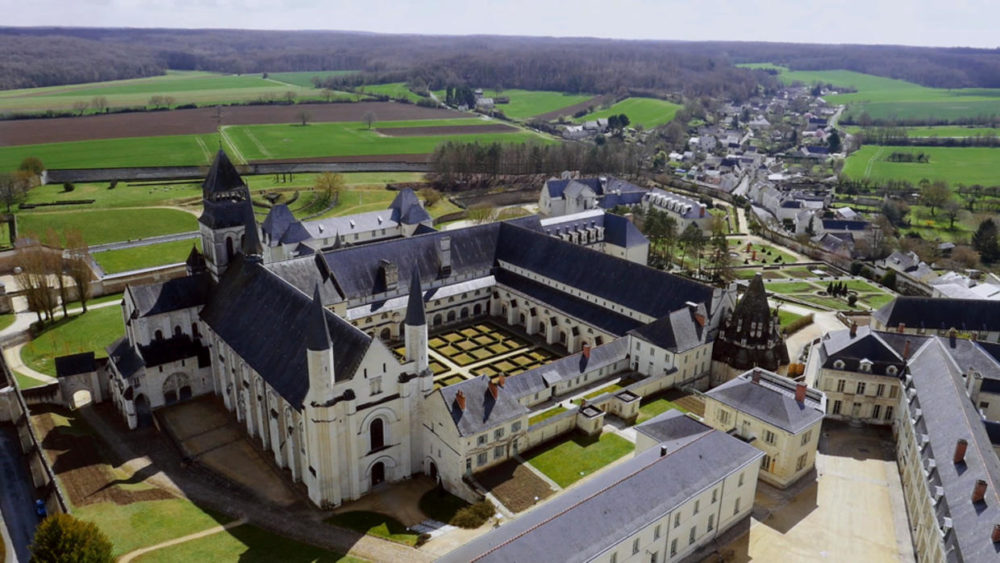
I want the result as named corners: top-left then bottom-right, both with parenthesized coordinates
top-left (783, 313), bottom-right (815, 335)
top-left (450, 500), bottom-right (495, 529)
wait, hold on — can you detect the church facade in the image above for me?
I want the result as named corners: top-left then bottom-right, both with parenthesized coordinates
top-left (104, 151), bottom-right (761, 508)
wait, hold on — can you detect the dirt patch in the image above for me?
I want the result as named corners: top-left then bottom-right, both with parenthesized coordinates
top-left (532, 94), bottom-right (614, 122)
top-left (475, 460), bottom-right (554, 513)
top-left (249, 153), bottom-right (431, 165)
top-left (31, 405), bottom-right (173, 507)
top-left (376, 124), bottom-right (518, 137)
top-left (0, 102), bottom-right (467, 146)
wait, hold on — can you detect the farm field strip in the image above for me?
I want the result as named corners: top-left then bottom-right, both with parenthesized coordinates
top-left (479, 89), bottom-right (595, 119)
top-left (844, 145), bottom-right (1000, 186)
top-left (572, 97), bottom-right (681, 128)
top-left (265, 70), bottom-right (356, 88)
top-left (0, 133), bottom-right (221, 170)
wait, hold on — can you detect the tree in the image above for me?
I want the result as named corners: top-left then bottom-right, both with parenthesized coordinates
top-left (30, 513), bottom-right (113, 563)
top-left (295, 110), bottom-right (312, 126)
top-left (972, 218), bottom-right (1000, 263)
top-left (948, 246), bottom-right (981, 270)
top-left (942, 200), bottom-right (962, 230)
top-left (678, 223), bottom-right (705, 270)
top-left (90, 96), bottom-right (108, 113)
top-left (0, 172), bottom-right (26, 213)
top-left (363, 111), bottom-right (376, 130)
top-left (72, 100), bottom-right (89, 115)
top-left (418, 187), bottom-right (442, 207)
top-left (707, 230), bottom-right (733, 282)
top-left (322, 88), bottom-right (335, 102)
top-left (65, 229), bottom-right (92, 313)
top-left (18, 157), bottom-right (44, 176)
top-left (283, 91), bottom-right (297, 103)
top-left (827, 129), bottom-right (842, 153)
top-left (920, 181), bottom-right (951, 216)
top-left (44, 229), bottom-right (68, 317)
top-left (313, 172), bottom-right (344, 207)
top-left (466, 205), bottom-right (495, 225)
top-left (14, 238), bottom-right (55, 323)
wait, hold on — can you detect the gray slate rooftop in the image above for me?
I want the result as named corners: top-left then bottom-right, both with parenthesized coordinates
top-left (706, 370), bottom-right (824, 434)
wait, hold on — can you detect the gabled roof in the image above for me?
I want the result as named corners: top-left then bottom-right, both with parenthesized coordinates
top-left (629, 304), bottom-right (708, 353)
top-left (261, 204), bottom-right (299, 245)
top-left (501, 338), bottom-right (629, 400)
top-left (820, 326), bottom-right (904, 376)
top-left (127, 273), bottom-right (211, 318)
top-left (634, 409), bottom-right (713, 450)
top-left (822, 219), bottom-right (869, 231)
top-left (200, 254), bottom-right (371, 409)
top-left (55, 352), bottom-right (96, 378)
top-left (706, 370), bottom-right (824, 434)
top-left (107, 337), bottom-right (144, 379)
top-left (602, 213), bottom-right (647, 249)
top-left (437, 375), bottom-right (528, 437)
top-left (439, 430), bottom-right (761, 563)
top-left (874, 297), bottom-right (1000, 332)
top-left (388, 188), bottom-right (431, 225)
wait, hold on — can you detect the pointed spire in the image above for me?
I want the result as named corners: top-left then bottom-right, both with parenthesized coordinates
top-left (405, 266), bottom-right (426, 326)
top-left (202, 150), bottom-right (245, 199)
top-left (306, 284), bottom-right (331, 352)
top-left (242, 204), bottom-right (263, 259)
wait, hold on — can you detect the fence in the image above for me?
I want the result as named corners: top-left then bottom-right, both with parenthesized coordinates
top-left (45, 161), bottom-right (430, 184)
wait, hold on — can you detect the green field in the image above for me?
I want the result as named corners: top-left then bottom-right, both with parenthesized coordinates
top-left (135, 523), bottom-right (358, 562)
top-left (848, 126), bottom-right (1000, 138)
top-left (0, 133), bottom-right (219, 171)
top-left (0, 71), bottom-right (321, 114)
top-left (224, 121), bottom-right (546, 161)
top-left (267, 70), bottom-right (356, 88)
top-left (17, 208), bottom-right (197, 246)
top-left (21, 306), bottom-right (124, 376)
top-left (75, 500), bottom-right (227, 559)
top-left (739, 64), bottom-right (1000, 123)
top-left (844, 145), bottom-right (1000, 186)
top-left (325, 511), bottom-right (419, 546)
top-left (525, 433), bottom-right (634, 487)
top-left (573, 97), bottom-right (681, 129)
top-left (481, 89), bottom-right (593, 120)
top-left (636, 398), bottom-right (689, 424)
top-left (95, 238), bottom-right (201, 274)
top-left (359, 82), bottom-right (426, 103)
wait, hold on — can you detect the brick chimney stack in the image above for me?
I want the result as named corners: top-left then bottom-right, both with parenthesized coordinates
top-left (897, 322), bottom-right (906, 334)
top-left (973, 479), bottom-right (988, 504)
top-left (954, 439), bottom-right (969, 464)
top-left (497, 374), bottom-right (506, 388)
top-left (903, 340), bottom-right (911, 362)
top-left (751, 369), bottom-right (761, 384)
top-left (582, 345), bottom-right (591, 359)
top-left (488, 380), bottom-right (499, 400)
top-left (795, 383), bottom-right (807, 403)
top-left (849, 322), bottom-right (857, 338)
top-left (455, 390), bottom-right (466, 411)
top-left (992, 524), bottom-right (1000, 543)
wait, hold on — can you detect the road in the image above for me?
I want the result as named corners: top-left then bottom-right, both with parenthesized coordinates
top-left (0, 426), bottom-right (38, 562)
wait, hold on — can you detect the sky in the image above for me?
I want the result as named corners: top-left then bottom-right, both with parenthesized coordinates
top-left (2, 0), bottom-right (998, 49)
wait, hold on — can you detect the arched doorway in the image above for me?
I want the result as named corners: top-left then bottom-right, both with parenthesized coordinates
top-left (473, 304), bottom-right (482, 316)
top-left (370, 418), bottom-right (385, 451)
top-left (71, 389), bottom-right (92, 409)
top-left (447, 311), bottom-right (456, 323)
top-left (371, 461), bottom-right (386, 487)
top-left (179, 385), bottom-right (193, 401)
top-left (379, 327), bottom-right (391, 341)
top-left (429, 461), bottom-right (439, 482)
top-left (226, 237), bottom-right (235, 261)
top-left (135, 394), bottom-right (152, 427)
top-left (164, 389), bottom-right (178, 405)
top-left (460, 307), bottom-right (469, 319)
top-left (433, 314), bottom-right (442, 326)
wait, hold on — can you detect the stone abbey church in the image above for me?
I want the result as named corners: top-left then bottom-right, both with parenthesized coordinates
top-left (105, 151), bottom-right (782, 507)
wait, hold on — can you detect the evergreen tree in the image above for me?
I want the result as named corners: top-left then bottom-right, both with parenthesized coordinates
top-left (972, 218), bottom-right (1000, 263)
top-left (31, 514), bottom-right (113, 563)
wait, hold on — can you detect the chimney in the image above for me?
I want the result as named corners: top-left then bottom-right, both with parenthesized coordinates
top-left (582, 345), bottom-right (591, 359)
top-left (751, 369), bottom-right (761, 384)
top-left (497, 374), bottom-right (506, 388)
top-left (795, 383), bottom-right (807, 403)
top-left (488, 380), bottom-right (499, 400)
top-left (438, 236), bottom-right (452, 276)
top-left (954, 439), bottom-right (969, 465)
top-left (699, 205), bottom-right (706, 218)
top-left (992, 524), bottom-right (1000, 543)
top-left (897, 322), bottom-right (905, 334)
top-left (949, 328), bottom-right (958, 348)
top-left (660, 445), bottom-right (668, 457)
top-left (973, 479), bottom-right (988, 503)
top-left (455, 390), bottom-right (466, 411)
top-left (849, 322), bottom-right (857, 338)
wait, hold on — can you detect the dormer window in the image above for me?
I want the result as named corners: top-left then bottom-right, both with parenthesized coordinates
top-left (886, 365), bottom-right (899, 376)
top-left (833, 359), bottom-right (845, 370)
top-left (859, 359), bottom-right (873, 373)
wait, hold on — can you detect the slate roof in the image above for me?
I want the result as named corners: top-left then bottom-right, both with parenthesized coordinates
top-left (874, 297), bottom-right (1000, 333)
top-left (629, 303), bottom-right (709, 353)
top-left (438, 430), bottom-right (762, 563)
top-left (603, 213), bottom-right (648, 249)
top-left (107, 337), bottom-right (144, 379)
top-left (706, 370), bottom-right (824, 434)
top-left (404, 266), bottom-right (425, 326)
top-left (634, 409), bottom-right (713, 451)
top-left (261, 204), bottom-right (309, 247)
top-left (819, 326), bottom-right (905, 376)
top-left (906, 338), bottom-right (1000, 562)
top-left (264, 256), bottom-right (343, 305)
top-left (202, 150), bottom-right (245, 197)
top-left (437, 375), bottom-right (528, 437)
top-left (822, 219), bottom-right (869, 231)
top-left (200, 254), bottom-right (371, 409)
top-left (501, 338), bottom-right (629, 400)
top-left (545, 177), bottom-right (602, 198)
top-left (55, 352), bottom-right (96, 378)
top-left (495, 224), bottom-right (715, 320)
top-left (127, 273), bottom-right (211, 318)
top-left (388, 188), bottom-right (432, 225)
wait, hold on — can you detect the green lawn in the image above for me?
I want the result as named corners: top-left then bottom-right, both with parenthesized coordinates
top-left (0, 133), bottom-right (220, 170)
top-left (95, 238), bottom-right (201, 274)
top-left (843, 145), bottom-right (1000, 186)
top-left (17, 208), bottom-right (197, 246)
top-left (636, 397), bottom-right (688, 424)
top-left (225, 121), bottom-right (545, 162)
top-left (528, 406), bottom-right (567, 426)
top-left (890, 126), bottom-right (1000, 138)
top-left (573, 97), bottom-right (681, 129)
top-left (0, 71), bottom-right (321, 113)
top-left (359, 82), bottom-right (426, 103)
top-left (75, 499), bottom-right (228, 559)
top-left (325, 511), bottom-right (419, 546)
top-left (13, 370), bottom-right (48, 390)
top-left (525, 433), bottom-right (634, 487)
top-left (481, 89), bottom-right (594, 120)
top-left (777, 310), bottom-right (805, 328)
top-left (0, 313), bottom-right (13, 332)
top-left (766, 281), bottom-right (819, 294)
top-left (267, 70), bottom-right (356, 88)
top-left (21, 306), bottom-right (124, 375)
top-left (135, 523), bottom-right (359, 563)
top-left (572, 384), bottom-right (623, 405)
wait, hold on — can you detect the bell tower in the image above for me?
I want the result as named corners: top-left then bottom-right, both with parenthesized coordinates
top-left (199, 150), bottom-right (252, 281)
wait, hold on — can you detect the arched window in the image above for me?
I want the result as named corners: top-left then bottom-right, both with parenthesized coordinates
top-left (225, 237), bottom-right (235, 261)
top-left (174, 325), bottom-right (182, 337)
top-left (370, 418), bottom-right (385, 451)
top-left (192, 323), bottom-right (200, 338)
top-left (154, 330), bottom-right (163, 340)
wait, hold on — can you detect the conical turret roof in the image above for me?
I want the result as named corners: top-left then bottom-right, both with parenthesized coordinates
top-left (405, 266), bottom-right (426, 326)
top-left (203, 150), bottom-right (245, 197)
top-left (306, 285), bottom-right (331, 352)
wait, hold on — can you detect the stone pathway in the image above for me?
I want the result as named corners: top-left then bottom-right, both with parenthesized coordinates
top-left (118, 517), bottom-right (249, 562)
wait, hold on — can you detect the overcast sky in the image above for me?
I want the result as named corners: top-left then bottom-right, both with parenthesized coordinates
top-left (2, 0), bottom-right (997, 49)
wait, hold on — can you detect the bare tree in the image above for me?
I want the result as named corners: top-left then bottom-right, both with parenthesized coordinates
top-left (91, 96), bottom-right (108, 113)
top-left (322, 88), bottom-right (335, 102)
top-left (363, 111), bottom-right (376, 130)
top-left (283, 91), bottom-right (297, 103)
top-left (14, 238), bottom-right (55, 323)
top-left (296, 110), bottom-right (312, 126)
top-left (71, 101), bottom-right (89, 115)
top-left (163, 96), bottom-right (175, 107)
top-left (314, 172), bottom-right (344, 206)
top-left (43, 229), bottom-right (68, 317)
top-left (148, 95), bottom-right (164, 108)
top-left (0, 173), bottom-right (26, 213)
top-left (65, 229), bottom-right (92, 313)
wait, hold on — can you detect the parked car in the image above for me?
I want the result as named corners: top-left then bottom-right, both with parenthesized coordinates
top-left (34, 499), bottom-right (46, 519)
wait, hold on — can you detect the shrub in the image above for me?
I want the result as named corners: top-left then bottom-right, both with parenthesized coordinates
top-left (848, 294), bottom-right (858, 306)
top-left (450, 500), bottom-right (495, 528)
top-left (30, 513), bottom-right (113, 563)
top-left (783, 313), bottom-right (814, 335)
top-left (63, 182), bottom-right (75, 192)
top-left (849, 261), bottom-right (863, 275)
top-left (108, 180), bottom-right (118, 190)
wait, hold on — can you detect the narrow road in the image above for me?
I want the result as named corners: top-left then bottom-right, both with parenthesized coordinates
top-left (0, 426), bottom-right (38, 563)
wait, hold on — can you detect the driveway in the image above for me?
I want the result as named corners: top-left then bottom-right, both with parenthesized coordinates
top-left (0, 426), bottom-right (38, 562)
